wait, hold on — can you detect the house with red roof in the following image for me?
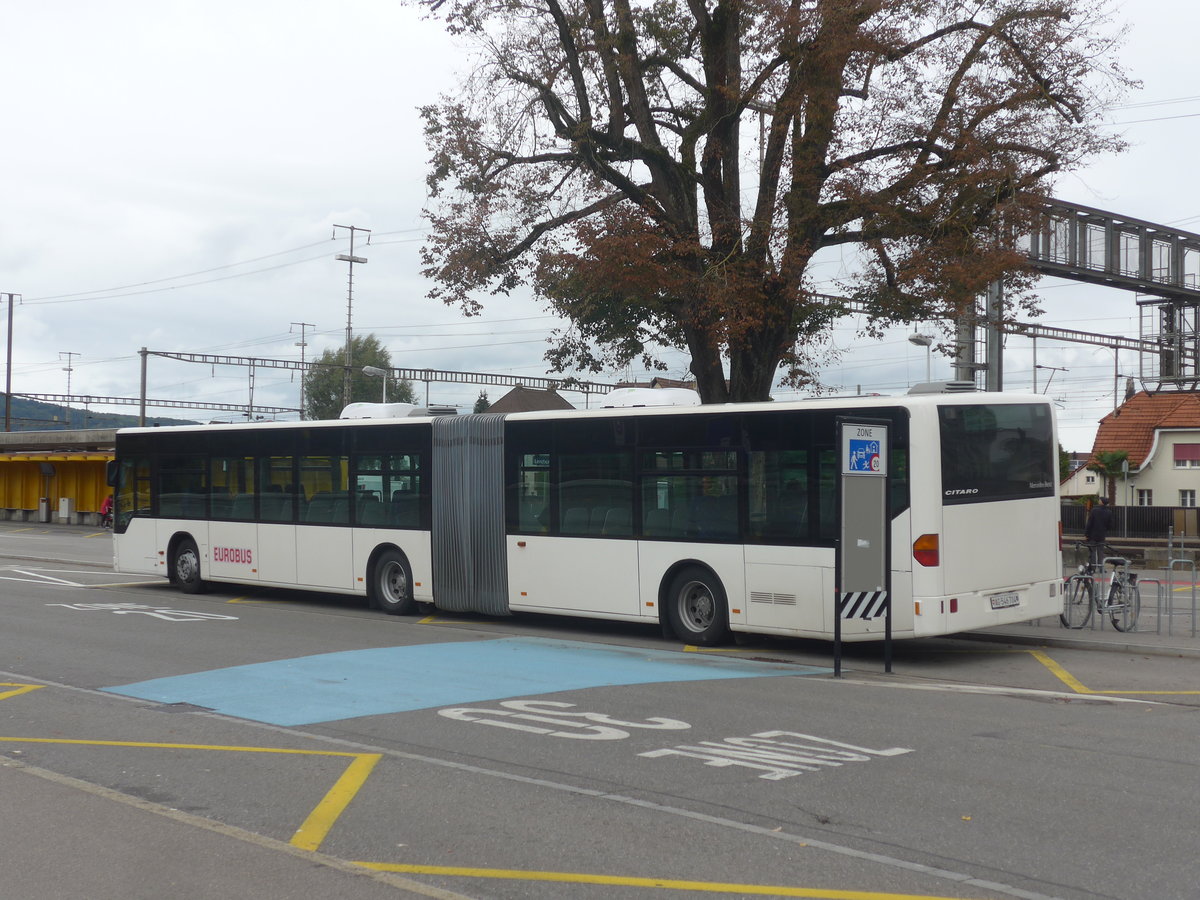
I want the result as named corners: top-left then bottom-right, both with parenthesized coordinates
top-left (1059, 452), bottom-right (1101, 499)
top-left (1087, 391), bottom-right (1200, 508)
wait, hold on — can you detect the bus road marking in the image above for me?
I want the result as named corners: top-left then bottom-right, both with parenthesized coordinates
top-left (1030, 650), bottom-right (1200, 695)
top-left (0, 736), bottom-right (379, 853)
top-left (0, 683), bottom-right (45, 702)
top-left (640, 731), bottom-right (913, 781)
top-left (354, 862), bottom-right (996, 899)
top-left (438, 700), bottom-right (691, 740)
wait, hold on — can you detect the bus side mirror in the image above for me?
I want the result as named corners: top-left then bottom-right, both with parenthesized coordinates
top-left (105, 460), bottom-right (118, 487)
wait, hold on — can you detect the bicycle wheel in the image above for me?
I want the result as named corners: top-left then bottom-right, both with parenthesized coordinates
top-left (1109, 581), bottom-right (1141, 632)
top-left (1060, 577), bottom-right (1094, 629)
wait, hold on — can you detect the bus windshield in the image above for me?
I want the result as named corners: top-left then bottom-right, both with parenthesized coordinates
top-left (938, 403), bottom-right (1055, 504)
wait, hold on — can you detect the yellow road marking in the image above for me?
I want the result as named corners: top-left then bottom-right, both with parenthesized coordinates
top-left (419, 615), bottom-right (466, 624)
top-left (0, 736), bottom-right (378, 852)
top-left (0, 683), bottom-right (45, 701)
top-left (84, 531), bottom-right (109, 537)
top-left (1029, 650), bottom-right (1200, 695)
top-left (356, 863), bottom-right (987, 899)
top-left (292, 753), bottom-right (381, 851)
top-left (683, 645), bottom-right (746, 653)
top-left (1029, 650), bottom-right (1092, 693)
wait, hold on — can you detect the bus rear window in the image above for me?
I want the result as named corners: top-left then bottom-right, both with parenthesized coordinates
top-left (938, 403), bottom-right (1055, 504)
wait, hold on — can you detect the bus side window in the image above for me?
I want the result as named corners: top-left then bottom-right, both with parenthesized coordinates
top-left (514, 451), bottom-right (550, 533)
top-left (747, 449), bottom-right (808, 543)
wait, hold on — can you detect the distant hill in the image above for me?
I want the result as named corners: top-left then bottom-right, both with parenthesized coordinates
top-left (1, 395), bottom-right (198, 430)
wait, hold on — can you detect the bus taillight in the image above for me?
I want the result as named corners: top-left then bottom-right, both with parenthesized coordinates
top-left (913, 534), bottom-right (939, 567)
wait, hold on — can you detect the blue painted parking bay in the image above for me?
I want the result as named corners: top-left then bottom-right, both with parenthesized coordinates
top-left (104, 637), bottom-right (827, 726)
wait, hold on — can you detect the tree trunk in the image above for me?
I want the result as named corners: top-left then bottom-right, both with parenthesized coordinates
top-left (684, 325), bottom-right (729, 403)
top-left (728, 335), bottom-right (784, 401)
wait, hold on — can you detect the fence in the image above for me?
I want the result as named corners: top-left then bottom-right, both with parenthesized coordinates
top-left (1061, 504), bottom-right (1199, 540)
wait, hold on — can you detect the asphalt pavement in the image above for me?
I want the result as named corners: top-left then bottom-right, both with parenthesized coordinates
top-left (3, 521), bottom-right (1198, 898)
top-left (0, 522), bottom-right (469, 900)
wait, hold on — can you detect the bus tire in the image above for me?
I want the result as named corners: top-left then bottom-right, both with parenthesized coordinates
top-left (665, 566), bottom-right (730, 646)
top-left (173, 538), bottom-right (207, 595)
top-left (372, 549), bottom-right (416, 615)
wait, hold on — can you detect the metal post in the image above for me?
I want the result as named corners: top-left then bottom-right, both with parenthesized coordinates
top-left (954, 311), bottom-right (977, 384)
top-left (59, 351), bottom-right (79, 428)
top-left (3, 293), bottom-right (14, 432)
top-left (247, 359), bottom-right (255, 422)
top-left (139, 348), bottom-right (148, 426)
top-left (292, 321), bottom-right (313, 420)
top-left (985, 280), bottom-right (1004, 392)
top-left (1113, 348), bottom-right (1119, 413)
top-left (333, 225), bottom-right (371, 410)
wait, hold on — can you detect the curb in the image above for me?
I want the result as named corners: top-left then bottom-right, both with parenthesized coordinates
top-left (961, 628), bottom-right (1200, 659)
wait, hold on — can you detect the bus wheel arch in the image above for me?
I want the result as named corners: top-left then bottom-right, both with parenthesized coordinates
top-left (368, 545), bottom-right (416, 615)
top-left (168, 533), bottom-right (207, 594)
top-left (661, 562), bottom-right (730, 646)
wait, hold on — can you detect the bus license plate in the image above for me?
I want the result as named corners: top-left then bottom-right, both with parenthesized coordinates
top-left (989, 592), bottom-right (1020, 610)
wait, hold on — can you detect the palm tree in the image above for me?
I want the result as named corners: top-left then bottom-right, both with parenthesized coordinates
top-left (1087, 450), bottom-right (1129, 506)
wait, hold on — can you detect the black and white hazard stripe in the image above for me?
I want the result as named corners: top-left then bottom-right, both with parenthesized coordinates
top-left (839, 591), bottom-right (889, 620)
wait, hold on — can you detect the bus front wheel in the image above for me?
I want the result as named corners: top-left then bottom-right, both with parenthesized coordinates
top-left (372, 550), bottom-right (416, 615)
top-left (173, 538), bottom-right (206, 594)
top-left (666, 567), bottom-right (730, 646)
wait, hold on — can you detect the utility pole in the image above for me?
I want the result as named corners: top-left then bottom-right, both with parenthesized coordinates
top-left (1, 293), bottom-right (16, 432)
top-left (139, 347), bottom-right (148, 426)
top-left (59, 351), bottom-right (80, 428)
top-left (291, 321), bottom-right (314, 419)
top-left (332, 224), bottom-right (370, 410)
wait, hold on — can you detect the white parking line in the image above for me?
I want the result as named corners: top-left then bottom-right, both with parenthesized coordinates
top-left (9, 569), bottom-right (84, 587)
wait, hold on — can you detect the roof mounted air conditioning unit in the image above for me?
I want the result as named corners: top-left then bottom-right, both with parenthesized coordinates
top-left (600, 387), bottom-right (702, 408)
top-left (907, 381), bottom-right (977, 394)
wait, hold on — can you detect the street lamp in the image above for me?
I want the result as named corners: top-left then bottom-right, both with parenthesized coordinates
top-left (362, 365), bottom-right (388, 402)
top-left (907, 333), bottom-right (933, 383)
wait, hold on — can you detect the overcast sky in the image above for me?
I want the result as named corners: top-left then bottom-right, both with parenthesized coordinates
top-left (2, 0), bottom-right (1195, 451)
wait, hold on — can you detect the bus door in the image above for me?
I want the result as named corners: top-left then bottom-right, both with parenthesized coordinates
top-left (293, 454), bottom-right (355, 590)
top-left (207, 456), bottom-right (260, 584)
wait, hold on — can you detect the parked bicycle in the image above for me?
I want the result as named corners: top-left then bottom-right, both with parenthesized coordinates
top-left (1060, 542), bottom-right (1140, 631)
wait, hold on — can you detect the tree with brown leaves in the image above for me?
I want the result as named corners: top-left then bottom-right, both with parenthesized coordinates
top-left (417, 0), bottom-right (1131, 402)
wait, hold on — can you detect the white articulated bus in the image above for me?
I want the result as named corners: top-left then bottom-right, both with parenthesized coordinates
top-left (109, 390), bottom-right (1062, 643)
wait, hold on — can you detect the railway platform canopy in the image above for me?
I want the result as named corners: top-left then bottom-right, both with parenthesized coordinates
top-left (0, 428), bottom-right (116, 524)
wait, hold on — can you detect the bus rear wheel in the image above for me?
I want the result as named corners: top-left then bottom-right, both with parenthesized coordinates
top-left (173, 538), bottom-right (206, 594)
top-left (372, 550), bottom-right (415, 615)
top-left (666, 567), bottom-right (730, 646)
